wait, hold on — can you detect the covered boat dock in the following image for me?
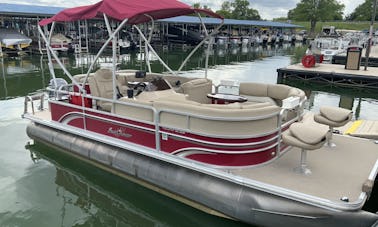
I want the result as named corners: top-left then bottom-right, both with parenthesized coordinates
top-left (0, 3), bottom-right (302, 55)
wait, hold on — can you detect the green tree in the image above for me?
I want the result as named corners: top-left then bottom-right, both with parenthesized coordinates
top-left (193, 3), bottom-right (200, 8)
top-left (216, 0), bottom-right (260, 20)
top-left (232, 0), bottom-right (260, 20)
top-left (192, 3), bottom-right (211, 10)
top-left (216, 1), bottom-right (233, 19)
top-left (288, 0), bottom-right (344, 35)
top-left (347, 0), bottom-right (377, 21)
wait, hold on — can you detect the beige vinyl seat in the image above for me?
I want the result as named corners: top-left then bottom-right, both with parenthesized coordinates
top-left (314, 106), bottom-right (353, 147)
top-left (282, 122), bottom-right (328, 175)
top-left (180, 78), bottom-right (213, 104)
top-left (88, 68), bottom-right (123, 111)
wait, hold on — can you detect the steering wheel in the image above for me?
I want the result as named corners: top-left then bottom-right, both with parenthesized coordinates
top-left (133, 82), bottom-right (146, 96)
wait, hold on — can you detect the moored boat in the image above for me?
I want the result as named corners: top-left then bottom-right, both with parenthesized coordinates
top-left (50, 33), bottom-right (74, 53)
top-left (22, 0), bottom-right (378, 226)
top-left (0, 28), bottom-right (32, 56)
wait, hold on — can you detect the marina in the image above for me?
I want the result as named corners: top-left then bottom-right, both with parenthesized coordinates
top-left (2, 43), bottom-right (378, 227)
top-left (0, 3), bottom-right (302, 56)
top-left (1, 1), bottom-right (378, 227)
top-left (17, 0), bottom-right (378, 226)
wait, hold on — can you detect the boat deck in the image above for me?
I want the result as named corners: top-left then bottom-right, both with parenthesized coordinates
top-left (231, 134), bottom-right (378, 203)
top-left (33, 109), bottom-right (52, 121)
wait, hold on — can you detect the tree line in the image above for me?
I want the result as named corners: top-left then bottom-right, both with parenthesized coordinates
top-left (193, 0), bottom-right (260, 20)
top-left (194, 0), bottom-right (377, 34)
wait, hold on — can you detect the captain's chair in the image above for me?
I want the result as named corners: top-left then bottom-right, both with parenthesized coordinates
top-left (89, 68), bottom-right (122, 111)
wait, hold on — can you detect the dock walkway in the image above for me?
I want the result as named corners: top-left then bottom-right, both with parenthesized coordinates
top-left (277, 63), bottom-right (378, 88)
top-left (339, 120), bottom-right (378, 140)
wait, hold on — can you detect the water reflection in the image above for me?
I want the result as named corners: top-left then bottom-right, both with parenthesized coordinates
top-left (284, 78), bottom-right (378, 120)
top-left (0, 56), bottom-right (47, 99)
top-left (26, 143), bottom-right (249, 227)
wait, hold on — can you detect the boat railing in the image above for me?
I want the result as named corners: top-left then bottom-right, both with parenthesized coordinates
top-left (24, 93), bottom-right (45, 115)
top-left (43, 83), bottom-right (304, 155)
top-left (154, 104), bottom-right (289, 152)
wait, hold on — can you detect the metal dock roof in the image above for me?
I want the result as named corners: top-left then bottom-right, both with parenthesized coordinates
top-left (0, 3), bottom-right (64, 17)
top-left (159, 16), bottom-right (301, 28)
top-left (0, 3), bottom-right (301, 28)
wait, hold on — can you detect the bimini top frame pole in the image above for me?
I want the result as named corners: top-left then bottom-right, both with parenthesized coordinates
top-left (177, 16), bottom-right (224, 77)
top-left (38, 23), bottom-right (82, 92)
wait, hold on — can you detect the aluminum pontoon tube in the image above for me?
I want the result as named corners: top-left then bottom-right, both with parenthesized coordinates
top-left (26, 123), bottom-right (378, 227)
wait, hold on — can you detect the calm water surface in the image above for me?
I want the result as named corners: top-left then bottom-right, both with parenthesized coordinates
top-left (1, 44), bottom-right (378, 227)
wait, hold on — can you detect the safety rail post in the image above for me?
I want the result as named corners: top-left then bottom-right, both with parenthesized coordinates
top-left (24, 93), bottom-right (44, 115)
top-left (276, 108), bottom-right (287, 157)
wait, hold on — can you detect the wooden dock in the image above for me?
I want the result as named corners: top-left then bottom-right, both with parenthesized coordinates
top-left (277, 63), bottom-right (378, 88)
top-left (339, 120), bottom-right (378, 140)
top-left (304, 113), bottom-right (378, 140)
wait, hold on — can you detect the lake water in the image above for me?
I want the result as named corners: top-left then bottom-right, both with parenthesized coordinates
top-left (1, 44), bottom-right (378, 227)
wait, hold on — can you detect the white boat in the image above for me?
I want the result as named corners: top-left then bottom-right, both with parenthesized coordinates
top-left (23, 0), bottom-right (378, 226)
top-left (314, 37), bottom-right (349, 62)
top-left (215, 35), bottom-right (228, 47)
top-left (50, 33), bottom-right (73, 52)
top-left (313, 26), bottom-right (352, 62)
top-left (0, 28), bottom-right (32, 55)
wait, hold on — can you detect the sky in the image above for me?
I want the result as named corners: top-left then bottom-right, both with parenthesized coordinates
top-left (0, 0), bottom-right (367, 20)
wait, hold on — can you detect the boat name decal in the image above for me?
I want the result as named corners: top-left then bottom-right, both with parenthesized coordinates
top-left (107, 127), bottom-right (132, 138)
top-left (162, 127), bottom-right (186, 134)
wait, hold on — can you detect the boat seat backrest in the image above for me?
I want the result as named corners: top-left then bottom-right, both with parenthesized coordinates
top-left (113, 97), bottom-right (154, 122)
top-left (180, 78), bottom-right (213, 104)
top-left (88, 68), bottom-right (123, 111)
top-left (112, 90), bottom-right (280, 136)
top-left (163, 75), bottom-right (194, 92)
top-left (154, 100), bottom-right (281, 136)
top-left (240, 82), bottom-right (269, 97)
top-left (239, 82), bottom-right (305, 106)
top-left (95, 68), bottom-right (116, 99)
top-left (72, 73), bottom-right (94, 83)
top-left (112, 89), bottom-right (190, 122)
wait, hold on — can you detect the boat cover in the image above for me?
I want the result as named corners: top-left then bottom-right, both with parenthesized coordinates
top-left (0, 29), bottom-right (32, 46)
top-left (39, 0), bottom-right (223, 26)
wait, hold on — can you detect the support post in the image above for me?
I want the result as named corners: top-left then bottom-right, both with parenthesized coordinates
top-left (364, 0), bottom-right (377, 71)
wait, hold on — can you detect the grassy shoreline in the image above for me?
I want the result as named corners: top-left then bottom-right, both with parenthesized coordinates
top-left (287, 21), bottom-right (372, 33)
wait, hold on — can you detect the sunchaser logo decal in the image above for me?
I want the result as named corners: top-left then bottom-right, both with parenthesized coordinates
top-left (107, 127), bottom-right (132, 138)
